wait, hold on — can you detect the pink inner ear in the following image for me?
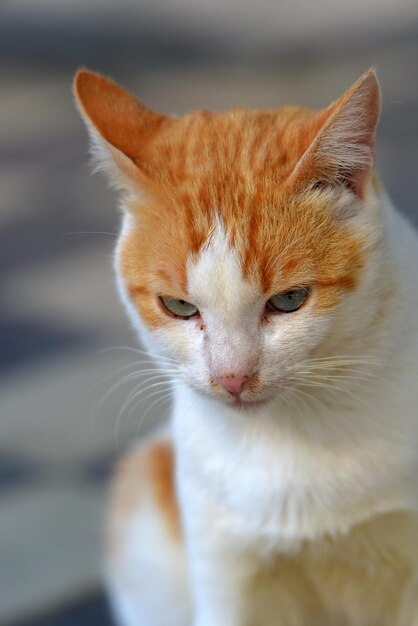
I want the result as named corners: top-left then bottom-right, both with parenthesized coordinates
top-left (347, 167), bottom-right (372, 199)
top-left (292, 69), bottom-right (381, 199)
top-left (109, 144), bottom-right (141, 180)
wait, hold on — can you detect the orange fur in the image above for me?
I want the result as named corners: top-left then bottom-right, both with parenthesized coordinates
top-left (108, 439), bottom-right (180, 554)
top-left (148, 441), bottom-right (181, 539)
top-left (74, 69), bottom-right (379, 324)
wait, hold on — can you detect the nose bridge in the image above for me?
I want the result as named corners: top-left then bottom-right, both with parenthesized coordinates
top-left (205, 315), bottom-right (259, 376)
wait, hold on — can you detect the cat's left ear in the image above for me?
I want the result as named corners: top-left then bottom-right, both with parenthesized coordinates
top-left (294, 69), bottom-right (381, 198)
top-left (73, 69), bottom-right (167, 189)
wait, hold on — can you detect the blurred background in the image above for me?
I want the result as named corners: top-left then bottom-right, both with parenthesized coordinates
top-left (1, 1), bottom-right (418, 624)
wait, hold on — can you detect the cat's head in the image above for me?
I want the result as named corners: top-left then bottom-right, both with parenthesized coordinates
top-left (74, 69), bottom-right (384, 409)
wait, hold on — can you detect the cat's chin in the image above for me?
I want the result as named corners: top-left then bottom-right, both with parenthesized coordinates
top-left (230, 396), bottom-right (274, 411)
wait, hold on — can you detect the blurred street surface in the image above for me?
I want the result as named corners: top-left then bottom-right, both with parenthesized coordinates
top-left (1, 1), bottom-right (417, 623)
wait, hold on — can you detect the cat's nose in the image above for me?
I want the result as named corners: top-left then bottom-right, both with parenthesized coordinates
top-left (214, 374), bottom-right (252, 396)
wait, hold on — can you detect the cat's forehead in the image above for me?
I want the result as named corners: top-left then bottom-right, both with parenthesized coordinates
top-left (120, 188), bottom-right (365, 331)
top-left (121, 108), bottom-right (368, 322)
top-left (151, 106), bottom-right (316, 185)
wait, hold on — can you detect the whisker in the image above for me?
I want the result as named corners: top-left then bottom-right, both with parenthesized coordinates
top-left (283, 385), bottom-right (330, 414)
top-left (96, 369), bottom-right (177, 417)
top-left (282, 386), bottom-right (316, 416)
top-left (133, 390), bottom-right (176, 439)
top-left (115, 377), bottom-right (179, 428)
top-left (122, 380), bottom-right (190, 444)
top-left (113, 381), bottom-right (178, 448)
top-left (99, 363), bottom-right (180, 389)
top-left (296, 370), bottom-right (380, 383)
top-left (64, 231), bottom-right (117, 237)
top-left (100, 345), bottom-right (178, 366)
top-left (290, 375), bottom-right (372, 410)
top-left (135, 381), bottom-right (190, 432)
top-left (303, 355), bottom-right (384, 367)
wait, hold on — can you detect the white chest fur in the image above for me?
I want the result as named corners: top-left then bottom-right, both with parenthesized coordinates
top-left (173, 379), bottom-right (418, 553)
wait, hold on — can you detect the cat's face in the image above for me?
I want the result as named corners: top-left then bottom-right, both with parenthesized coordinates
top-left (75, 69), bottom-right (381, 408)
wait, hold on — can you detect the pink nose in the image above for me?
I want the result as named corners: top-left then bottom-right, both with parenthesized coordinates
top-left (214, 375), bottom-right (251, 396)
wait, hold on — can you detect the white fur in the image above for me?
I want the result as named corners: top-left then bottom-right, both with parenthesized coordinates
top-left (108, 186), bottom-right (418, 626)
top-left (187, 218), bottom-right (261, 380)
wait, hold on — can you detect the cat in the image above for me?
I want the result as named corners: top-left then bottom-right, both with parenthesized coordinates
top-left (74, 68), bottom-right (418, 626)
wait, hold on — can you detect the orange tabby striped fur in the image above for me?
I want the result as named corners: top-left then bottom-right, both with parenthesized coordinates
top-left (76, 70), bottom-right (377, 330)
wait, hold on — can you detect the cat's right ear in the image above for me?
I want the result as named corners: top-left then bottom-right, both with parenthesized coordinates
top-left (73, 69), bottom-right (165, 189)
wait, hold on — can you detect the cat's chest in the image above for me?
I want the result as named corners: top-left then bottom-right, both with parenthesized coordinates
top-left (175, 404), bottom-right (418, 549)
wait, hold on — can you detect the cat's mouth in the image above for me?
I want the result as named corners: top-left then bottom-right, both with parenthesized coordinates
top-left (231, 396), bottom-right (273, 410)
top-left (189, 377), bottom-right (275, 409)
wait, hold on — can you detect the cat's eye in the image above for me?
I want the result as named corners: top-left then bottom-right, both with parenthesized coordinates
top-left (267, 288), bottom-right (309, 313)
top-left (160, 296), bottom-right (199, 319)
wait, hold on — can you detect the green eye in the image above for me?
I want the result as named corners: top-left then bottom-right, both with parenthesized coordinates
top-left (267, 288), bottom-right (309, 313)
top-left (160, 296), bottom-right (199, 319)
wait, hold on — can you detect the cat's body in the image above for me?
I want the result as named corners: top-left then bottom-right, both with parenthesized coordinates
top-left (75, 69), bottom-right (418, 625)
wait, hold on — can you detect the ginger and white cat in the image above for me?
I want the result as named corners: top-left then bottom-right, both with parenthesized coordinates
top-left (74, 68), bottom-right (418, 626)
